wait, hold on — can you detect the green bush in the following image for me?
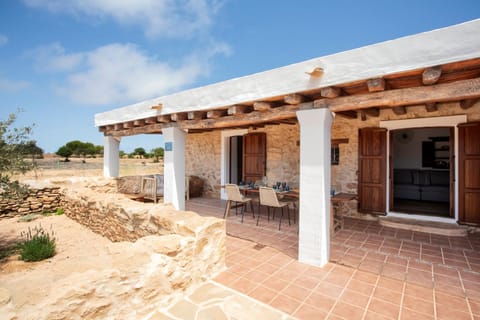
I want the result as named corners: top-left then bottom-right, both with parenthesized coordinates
top-left (19, 224), bottom-right (56, 262)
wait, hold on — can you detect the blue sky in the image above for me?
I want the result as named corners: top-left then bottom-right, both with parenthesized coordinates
top-left (0, 0), bottom-right (479, 153)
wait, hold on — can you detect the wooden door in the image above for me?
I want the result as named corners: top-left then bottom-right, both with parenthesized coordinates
top-left (243, 133), bottom-right (266, 183)
top-left (358, 127), bottom-right (387, 214)
top-left (458, 122), bottom-right (480, 224)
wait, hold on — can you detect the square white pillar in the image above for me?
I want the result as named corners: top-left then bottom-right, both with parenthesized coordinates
top-left (296, 108), bottom-right (334, 267)
top-left (163, 126), bottom-right (186, 210)
top-left (103, 136), bottom-right (121, 178)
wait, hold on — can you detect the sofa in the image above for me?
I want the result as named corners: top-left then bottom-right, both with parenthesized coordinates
top-left (393, 169), bottom-right (450, 203)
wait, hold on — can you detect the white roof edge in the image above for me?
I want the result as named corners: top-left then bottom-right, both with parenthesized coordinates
top-left (95, 19), bottom-right (480, 127)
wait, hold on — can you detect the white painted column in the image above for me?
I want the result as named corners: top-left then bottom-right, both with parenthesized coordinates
top-left (296, 108), bottom-right (334, 267)
top-left (103, 136), bottom-right (121, 178)
top-left (163, 126), bottom-right (186, 210)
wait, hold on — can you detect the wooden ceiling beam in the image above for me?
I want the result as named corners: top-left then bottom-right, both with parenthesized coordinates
top-left (133, 119), bottom-right (145, 126)
top-left (284, 94), bottom-right (305, 105)
top-left (425, 102), bottom-right (438, 112)
top-left (460, 98), bottom-right (479, 110)
top-left (320, 86), bottom-right (341, 98)
top-left (228, 105), bottom-right (253, 115)
top-left (170, 113), bottom-right (187, 122)
top-left (206, 109), bottom-right (228, 119)
top-left (253, 101), bottom-right (272, 112)
top-left (335, 110), bottom-right (357, 119)
top-left (367, 78), bottom-right (386, 92)
top-left (187, 111), bottom-right (205, 120)
top-left (315, 77), bottom-right (480, 112)
top-left (392, 106), bottom-right (407, 115)
top-left (114, 123), bottom-right (123, 131)
top-left (145, 117), bottom-right (157, 124)
top-left (157, 115), bottom-right (171, 123)
top-left (422, 66), bottom-right (442, 85)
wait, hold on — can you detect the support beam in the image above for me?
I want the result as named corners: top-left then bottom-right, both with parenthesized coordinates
top-left (123, 121), bottom-right (134, 128)
top-left (296, 108), bottom-right (333, 267)
top-left (422, 66), bottom-right (442, 85)
top-left (103, 136), bottom-right (120, 178)
top-left (425, 102), bottom-right (438, 112)
top-left (206, 109), bottom-right (227, 119)
top-left (320, 86), bottom-right (341, 98)
top-left (145, 117), bottom-right (157, 124)
top-left (157, 115), bottom-right (171, 123)
top-left (133, 119), bottom-right (145, 126)
top-left (187, 111), bottom-right (205, 120)
top-left (253, 101), bottom-right (272, 112)
top-left (228, 105), bottom-right (252, 115)
top-left (171, 113), bottom-right (187, 122)
top-left (163, 127), bottom-right (186, 210)
top-left (315, 77), bottom-right (480, 112)
top-left (367, 78), bottom-right (386, 92)
top-left (284, 94), bottom-right (305, 105)
top-left (392, 106), bottom-right (407, 115)
top-left (460, 98), bottom-right (479, 109)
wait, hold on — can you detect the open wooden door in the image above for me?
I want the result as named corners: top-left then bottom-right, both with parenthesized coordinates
top-left (243, 132), bottom-right (266, 183)
top-left (358, 127), bottom-right (387, 214)
top-left (458, 122), bottom-right (480, 224)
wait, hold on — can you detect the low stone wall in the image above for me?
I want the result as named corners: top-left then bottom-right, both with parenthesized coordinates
top-left (0, 186), bottom-right (62, 218)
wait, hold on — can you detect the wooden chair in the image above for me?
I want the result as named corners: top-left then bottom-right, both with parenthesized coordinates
top-left (258, 187), bottom-right (293, 230)
top-left (223, 184), bottom-right (255, 222)
top-left (141, 176), bottom-right (161, 203)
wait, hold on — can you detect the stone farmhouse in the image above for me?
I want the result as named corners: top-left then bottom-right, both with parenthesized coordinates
top-left (95, 19), bottom-right (480, 267)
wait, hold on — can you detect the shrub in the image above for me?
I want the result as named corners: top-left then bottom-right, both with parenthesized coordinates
top-left (55, 208), bottom-right (64, 215)
top-left (19, 224), bottom-right (56, 262)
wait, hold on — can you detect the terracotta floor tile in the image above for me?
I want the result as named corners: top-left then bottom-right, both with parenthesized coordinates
top-left (262, 276), bottom-right (290, 292)
top-left (400, 307), bottom-right (434, 320)
top-left (435, 291), bottom-right (469, 311)
top-left (358, 260), bottom-right (384, 274)
top-left (340, 289), bottom-right (371, 308)
top-left (247, 284), bottom-right (278, 304)
top-left (303, 265), bottom-right (331, 280)
top-left (377, 277), bottom-right (404, 292)
top-left (436, 304), bottom-right (472, 320)
top-left (314, 281), bottom-right (344, 299)
top-left (460, 270), bottom-right (480, 284)
top-left (243, 269), bottom-right (272, 284)
top-left (270, 293), bottom-right (302, 315)
top-left (340, 254), bottom-right (364, 268)
top-left (272, 266), bottom-right (297, 283)
top-left (282, 283), bottom-right (311, 302)
top-left (402, 294), bottom-right (434, 315)
top-left (373, 286), bottom-right (403, 305)
top-left (469, 298), bottom-right (480, 316)
top-left (229, 277), bottom-right (259, 294)
top-left (406, 269), bottom-right (433, 288)
top-left (228, 263), bottom-right (251, 276)
top-left (293, 303), bottom-right (328, 320)
top-left (367, 298), bottom-right (400, 319)
top-left (346, 278), bottom-right (375, 296)
top-left (444, 258), bottom-right (470, 269)
top-left (294, 274), bottom-right (322, 290)
top-left (379, 246), bottom-right (400, 255)
top-left (364, 311), bottom-right (394, 320)
top-left (385, 255), bottom-right (408, 267)
top-left (352, 270), bottom-right (379, 284)
top-left (346, 247), bottom-right (368, 258)
top-left (256, 261), bottom-right (283, 275)
top-left (304, 291), bottom-right (336, 312)
top-left (213, 271), bottom-right (240, 286)
top-left (267, 253), bottom-right (294, 266)
top-left (331, 301), bottom-right (365, 320)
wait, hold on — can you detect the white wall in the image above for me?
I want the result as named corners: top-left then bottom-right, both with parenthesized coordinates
top-left (393, 127), bottom-right (450, 169)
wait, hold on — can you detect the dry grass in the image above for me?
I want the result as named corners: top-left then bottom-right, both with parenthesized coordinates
top-left (15, 157), bottom-right (164, 180)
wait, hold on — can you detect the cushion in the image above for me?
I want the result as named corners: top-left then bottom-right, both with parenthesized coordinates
top-left (430, 171), bottom-right (449, 186)
top-left (394, 170), bottom-right (413, 184)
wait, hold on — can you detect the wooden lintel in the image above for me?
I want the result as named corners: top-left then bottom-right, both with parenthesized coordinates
top-left (206, 109), bottom-right (227, 119)
top-left (284, 94), bottom-right (305, 105)
top-left (392, 106), bottom-right (407, 115)
top-left (422, 66), bottom-right (442, 85)
top-left (320, 86), bottom-right (341, 98)
top-left (425, 102), bottom-right (438, 112)
top-left (171, 113), bottom-right (187, 122)
top-left (363, 108), bottom-right (380, 117)
top-left (331, 138), bottom-right (349, 145)
top-left (360, 111), bottom-right (367, 121)
top-left (187, 111), bottom-right (205, 120)
top-left (367, 78), bottom-right (386, 92)
top-left (253, 102), bottom-right (271, 112)
top-left (123, 121), bottom-right (134, 128)
top-left (228, 105), bottom-right (252, 115)
top-left (133, 119), bottom-right (145, 126)
top-left (335, 110), bottom-right (357, 119)
top-left (157, 115), bottom-right (171, 123)
top-left (460, 98), bottom-right (479, 110)
top-left (145, 117), bottom-right (157, 124)
top-left (314, 77), bottom-right (480, 112)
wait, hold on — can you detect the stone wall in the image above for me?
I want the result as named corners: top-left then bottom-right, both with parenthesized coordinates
top-left (0, 186), bottom-right (62, 218)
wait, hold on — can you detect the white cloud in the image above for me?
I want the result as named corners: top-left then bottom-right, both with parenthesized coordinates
top-left (29, 42), bottom-right (83, 72)
top-left (22, 0), bottom-right (224, 38)
top-left (0, 34), bottom-right (8, 46)
top-left (0, 77), bottom-right (30, 93)
top-left (47, 42), bottom-right (231, 105)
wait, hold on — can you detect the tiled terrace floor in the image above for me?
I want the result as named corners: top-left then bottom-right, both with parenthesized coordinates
top-left (188, 198), bottom-right (480, 319)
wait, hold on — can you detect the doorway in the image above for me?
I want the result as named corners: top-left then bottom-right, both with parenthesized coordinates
top-left (391, 127), bottom-right (452, 217)
top-left (229, 136), bottom-right (243, 184)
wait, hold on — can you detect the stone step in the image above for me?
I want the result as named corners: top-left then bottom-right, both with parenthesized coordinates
top-left (378, 216), bottom-right (468, 237)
